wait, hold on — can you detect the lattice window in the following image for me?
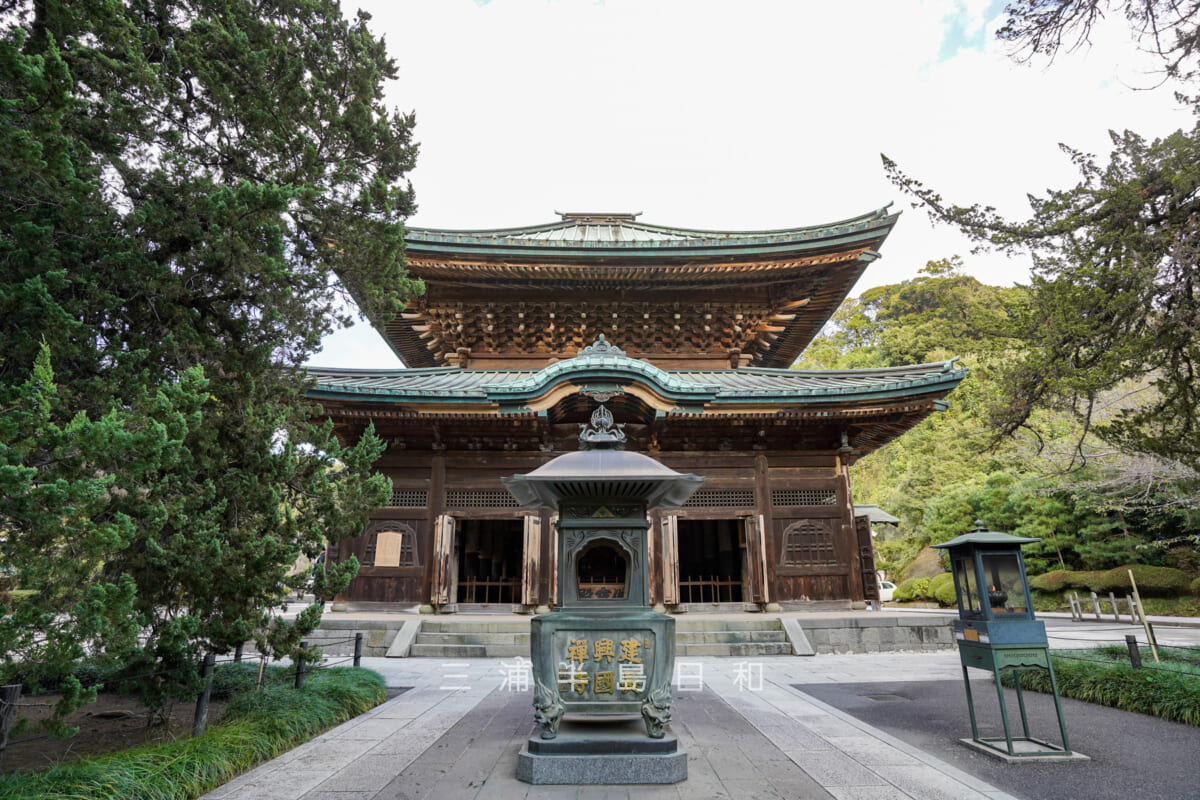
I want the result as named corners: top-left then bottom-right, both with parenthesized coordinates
top-left (771, 488), bottom-right (837, 507)
top-left (364, 521), bottom-right (419, 568)
top-left (390, 488), bottom-right (428, 508)
top-left (683, 489), bottom-right (756, 508)
top-left (782, 520), bottom-right (838, 567)
top-left (446, 489), bottom-right (520, 509)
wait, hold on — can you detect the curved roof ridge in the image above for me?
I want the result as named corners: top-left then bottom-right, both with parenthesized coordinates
top-left (405, 205), bottom-right (897, 245)
top-left (306, 365), bottom-right (459, 377)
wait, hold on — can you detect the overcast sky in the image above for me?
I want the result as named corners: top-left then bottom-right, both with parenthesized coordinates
top-left (307, 0), bottom-right (1193, 369)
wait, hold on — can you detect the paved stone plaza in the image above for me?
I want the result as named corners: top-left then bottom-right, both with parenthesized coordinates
top-left (201, 652), bottom-right (1018, 800)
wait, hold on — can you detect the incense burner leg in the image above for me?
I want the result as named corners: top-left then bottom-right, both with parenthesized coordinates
top-left (533, 677), bottom-right (564, 739)
top-left (641, 682), bottom-right (672, 739)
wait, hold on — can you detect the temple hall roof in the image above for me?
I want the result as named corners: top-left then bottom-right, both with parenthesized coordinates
top-left (383, 207), bottom-right (900, 370)
top-left (405, 208), bottom-right (897, 255)
top-left (308, 337), bottom-right (964, 413)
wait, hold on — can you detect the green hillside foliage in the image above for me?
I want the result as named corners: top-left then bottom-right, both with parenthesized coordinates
top-left (798, 259), bottom-right (1200, 581)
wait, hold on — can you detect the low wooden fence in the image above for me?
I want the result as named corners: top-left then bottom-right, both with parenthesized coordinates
top-left (1067, 591), bottom-right (1140, 624)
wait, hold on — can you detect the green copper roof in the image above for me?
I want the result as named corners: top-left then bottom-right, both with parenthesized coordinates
top-left (932, 522), bottom-right (1041, 549)
top-left (404, 207), bottom-right (899, 259)
top-left (307, 346), bottom-right (966, 409)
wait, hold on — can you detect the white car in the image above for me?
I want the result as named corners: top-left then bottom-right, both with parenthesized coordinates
top-left (878, 580), bottom-right (896, 602)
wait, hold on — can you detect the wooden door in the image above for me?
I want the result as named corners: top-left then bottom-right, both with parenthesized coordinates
top-left (431, 514), bottom-right (455, 605)
top-left (521, 515), bottom-right (541, 606)
top-left (856, 515), bottom-right (879, 602)
top-left (661, 515), bottom-right (679, 606)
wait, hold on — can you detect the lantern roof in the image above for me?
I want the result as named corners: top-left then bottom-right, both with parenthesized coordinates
top-left (932, 521), bottom-right (1041, 550)
top-left (501, 404), bottom-right (704, 509)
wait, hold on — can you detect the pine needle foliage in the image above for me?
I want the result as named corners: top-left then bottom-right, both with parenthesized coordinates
top-left (1, 0), bottom-right (417, 718)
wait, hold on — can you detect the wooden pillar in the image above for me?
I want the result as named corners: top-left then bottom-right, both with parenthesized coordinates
top-left (648, 509), bottom-right (662, 607)
top-left (548, 513), bottom-right (560, 606)
top-left (837, 451), bottom-right (865, 603)
top-left (744, 514), bottom-right (770, 604)
top-left (521, 514), bottom-right (541, 606)
top-left (431, 514), bottom-right (455, 606)
top-left (421, 454), bottom-right (446, 605)
top-left (537, 507), bottom-right (553, 608)
top-left (754, 453), bottom-right (776, 602)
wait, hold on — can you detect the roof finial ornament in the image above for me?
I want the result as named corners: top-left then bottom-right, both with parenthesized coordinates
top-left (579, 403), bottom-right (626, 450)
top-left (580, 334), bottom-right (625, 357)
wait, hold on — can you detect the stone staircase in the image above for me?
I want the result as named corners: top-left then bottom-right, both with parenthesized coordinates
top-left (674, 618), bottom-right (792, 657)
top-left (406, 617), bottom-right (792, 658)
top-left (408, 620), bottom-right (532, 658)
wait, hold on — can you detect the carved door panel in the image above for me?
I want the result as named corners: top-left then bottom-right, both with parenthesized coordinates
top-left (856, 515), bottom-right (879, 601)
top-left (431, 514), bottom-right (455, 605)
top-left (744, 514), bottom-right (770, 604)
top-left (662, 515), bottom-right (679, 606)
top-left (522, 515), bottom-right (541, 606)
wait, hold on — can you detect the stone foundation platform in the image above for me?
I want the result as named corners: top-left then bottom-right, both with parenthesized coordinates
top-left (517, 718), bottom-right (687, 784)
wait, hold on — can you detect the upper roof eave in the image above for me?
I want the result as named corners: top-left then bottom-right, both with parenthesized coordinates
top-left (404, 206), bottom-right (899, 260)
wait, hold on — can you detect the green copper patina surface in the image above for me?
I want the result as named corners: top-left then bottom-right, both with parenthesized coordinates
top-left (504, 404), bottom-right (701, 742)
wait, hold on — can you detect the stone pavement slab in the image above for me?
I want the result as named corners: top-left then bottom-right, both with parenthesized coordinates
top-left (202, 653), bottom-right (1018, 800)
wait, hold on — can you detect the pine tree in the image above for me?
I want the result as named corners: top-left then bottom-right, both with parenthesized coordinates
top-left (1, 0), bottom-right (416, 716)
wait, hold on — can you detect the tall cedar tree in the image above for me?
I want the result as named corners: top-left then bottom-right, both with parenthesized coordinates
top-left (0, 0), bottom-right (419, 716)
top-left (884, 1), bottom-right (1200, 473)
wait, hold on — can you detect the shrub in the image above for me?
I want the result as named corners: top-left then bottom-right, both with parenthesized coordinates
top-left (894, 577), bottom-right (931, 602)
top-left (1192, 577), bottom-right (1200, 597)
top-left (1096, 565), bottom-right (1193, 597)
top-left (0, 668), bottom-right (386, 800)
top-left (1064, 570), bottom-right (1107, 592)
top-left (1006, 654), bottom-right (1200, 727)
top-left (930, 572), bottom-right (957, 606)
top-left (1029, 570), bottom-right (1072, 593)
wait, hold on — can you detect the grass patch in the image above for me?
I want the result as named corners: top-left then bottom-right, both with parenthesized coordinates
top-left (1003, 647), bottom-right (1200, 727)
top-left (0, 667), bottom-right (386, 800)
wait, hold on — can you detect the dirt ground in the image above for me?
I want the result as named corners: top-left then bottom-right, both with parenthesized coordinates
top-left (1, 690), bottom-right (228, 773)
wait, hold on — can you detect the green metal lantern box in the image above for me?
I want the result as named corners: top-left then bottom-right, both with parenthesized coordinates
top-left (933, 521), bottom-right (1083, 761)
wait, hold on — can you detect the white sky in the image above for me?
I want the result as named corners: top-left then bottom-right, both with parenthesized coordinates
top-left (307, 0), bottom-right (1194, 369)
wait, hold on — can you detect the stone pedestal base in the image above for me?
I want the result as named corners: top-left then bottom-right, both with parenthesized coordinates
top-left (517, 718), bottom-right (686, 784)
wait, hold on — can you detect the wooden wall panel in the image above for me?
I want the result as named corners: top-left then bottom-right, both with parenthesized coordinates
top-left (343, 574), bottom-right (422, 603)
top-left (774, 574), bottom-right (850, 602)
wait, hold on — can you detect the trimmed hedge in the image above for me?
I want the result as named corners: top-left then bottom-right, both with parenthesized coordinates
top-left (1029, 570), bottom-right (1072, 593)
top-left (1031, 567), bottom-right (1194, 597)
top-left (0, 667), bottom-right (387, 800)
top-left (1070, 570), bottom-right (1108, 593)
top-left (1096, 565), bottom-right (1193, 597)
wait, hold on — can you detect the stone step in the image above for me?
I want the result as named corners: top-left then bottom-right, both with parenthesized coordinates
top-left (415, 632), bottom-right (532, 646)
top-left (674, 631), bottom-right (787, 644)
top-left (674, 619), bottom-right (782, 632)
top-left (677, 642), bottom-right (793, 657)
top-left (408, 643), bottom-right (488, 658)
top-left (420, 621), bottom-right (530, 634)
top-left (482, 645), bottom-right (530, 658)
top-left (404, 618), bottom-right (792, 658)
